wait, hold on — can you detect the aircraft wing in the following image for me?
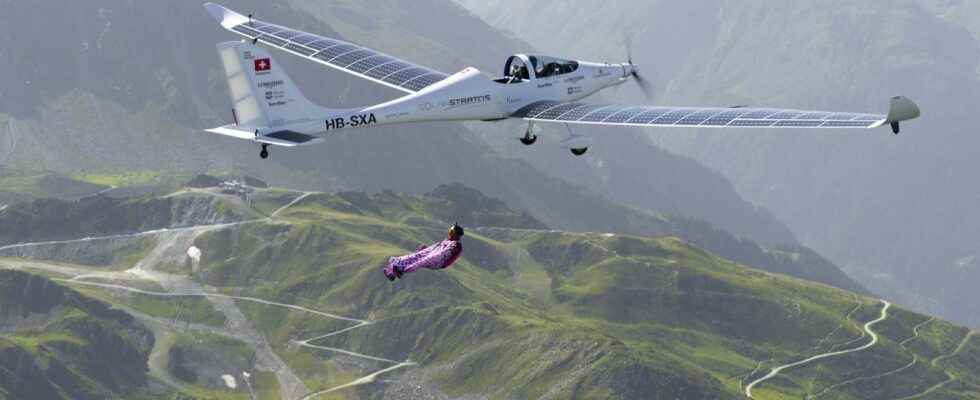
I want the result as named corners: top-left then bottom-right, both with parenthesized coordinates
top-left (206, 125), bottom-right (325, 147)
top-left (514, 96), bottom-right (920, 132)
top-left (205, 3), bottom-right (449, 94)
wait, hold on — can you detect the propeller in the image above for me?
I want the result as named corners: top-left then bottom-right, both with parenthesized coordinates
top-left (625, 39), bottom-right (655, 100)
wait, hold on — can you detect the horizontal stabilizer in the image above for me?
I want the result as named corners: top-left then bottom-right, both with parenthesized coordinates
top-left (205, 125), bottom-right (324, 147)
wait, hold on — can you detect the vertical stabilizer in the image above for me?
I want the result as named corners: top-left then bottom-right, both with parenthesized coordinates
top-left (216, 41), bottom-right (330, 130)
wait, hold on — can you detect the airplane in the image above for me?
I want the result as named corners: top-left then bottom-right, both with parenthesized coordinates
top-left (203, 3), bottom-right (921, 160)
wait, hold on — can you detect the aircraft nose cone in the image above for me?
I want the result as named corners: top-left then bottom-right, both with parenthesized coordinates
top-left (623, 63), bottom-right (636, 78)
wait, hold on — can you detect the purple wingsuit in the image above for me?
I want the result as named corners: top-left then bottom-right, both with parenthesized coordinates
top-left (384, 238), bottom-right (462, 280)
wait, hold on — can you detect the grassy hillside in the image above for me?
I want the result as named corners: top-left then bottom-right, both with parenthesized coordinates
top-left (1, 187), bottom-right (976, 398)
top-left (0, 270), bottom-right (158, 400)
top-left (179, 188), bottom-right (979, 399)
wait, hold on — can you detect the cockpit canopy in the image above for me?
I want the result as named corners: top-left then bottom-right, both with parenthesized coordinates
top-left (503, 55), bottom-right (579, 82)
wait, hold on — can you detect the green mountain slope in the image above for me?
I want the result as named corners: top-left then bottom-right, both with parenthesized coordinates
top-left (0, 179), bottom-right (867, 295)
top-left (0, 187), bottom-right (977, 399)
top-left (181, 187), bottom-right (976, 399)
top-left (0, 270), bottom-right (157, 400)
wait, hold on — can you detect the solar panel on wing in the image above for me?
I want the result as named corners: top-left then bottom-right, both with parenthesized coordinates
top-left (386, 67), bottom-right (430, 85)
top-left (580, 106), bottom-right (620, 122)
top-left (702, 118), bottom-right (737, 126)
top-left (333, 49), bottom-right (376, 67)
top-left (285, 43), bottom-right (315, 57)
top-left (775, 120), bottom-right (823, 127)
top-left (366, 62), bottom-right (411, 79)
top-left (515, 101), bottom-right (561, 118)
top-left (402, 74), bottom-right (446, 91)
top-left (730, 120), bottom-right (777, 127)
top-left (350, 56), bottom-right (393, 73)
top-left (677, 110), bottom-right (720, 125)
top-left (557, 105), bottom-right (606, 121)
top-left (226, 18), bottom-right (450, 93)
top-left (768, 111), bottom-right (804, 120)
top-left (535, 103), bottom-right (583, 119)
top-left (291, 34), bottom-right (320, 45)
top-left (739, 109), bottom-right (779, 119)
top-left (627, 108), bottom-right (671, 124)
top-left (307, 40), bottom-right (339, 50)
top-left (274, 29), bottom-right (304, 41)
top-left (653, 109), bottom-right (696, 125)
top-left (232, 25), bottom-right (262, 37)
top-left (259, 35), bottom-right (287, 47)
top-left (318, 44), bottom-right (359, 60)
top-left (602, 107), bottom-right (644, 123)
top-left (257, 25), bottom-right (284, 34)
top-left (796, 112), bottom-right (831, 120)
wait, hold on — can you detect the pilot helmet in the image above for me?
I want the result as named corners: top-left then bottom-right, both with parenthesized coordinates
top-left (449, 222), bottom-right (465, 238)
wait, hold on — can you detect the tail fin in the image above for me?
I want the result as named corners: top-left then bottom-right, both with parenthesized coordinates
top-left (216, 41), bottom-right (329, 130)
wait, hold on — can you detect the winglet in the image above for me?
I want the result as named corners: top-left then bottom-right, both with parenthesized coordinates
top-left (885, 96), bottom-right (921, 123)
top-left (882, 96), bottom-right (921, 134)
top-left (204, 3), bottom-right (249, 29)
top-left (869, 96), bottom-right (920, 132)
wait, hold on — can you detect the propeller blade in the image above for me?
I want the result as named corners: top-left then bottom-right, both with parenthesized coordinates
top-left (631, 70), bottom-right (654, 100)
top-left (624, 37), bottom-right (653, 100)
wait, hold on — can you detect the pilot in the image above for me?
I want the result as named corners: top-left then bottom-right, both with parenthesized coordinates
top-left (509, 62), bottom-right (528, 82)
top-left (383, 223), bottom-right (464, 281)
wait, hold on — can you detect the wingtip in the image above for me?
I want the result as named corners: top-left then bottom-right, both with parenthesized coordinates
top-left (886, 95), bottom-right (921, 123)
top-left (204, 3), bottom-right (248, 29)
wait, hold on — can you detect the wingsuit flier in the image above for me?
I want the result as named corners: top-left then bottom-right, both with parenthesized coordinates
top-left (384, 223), bottom-right (464, 281)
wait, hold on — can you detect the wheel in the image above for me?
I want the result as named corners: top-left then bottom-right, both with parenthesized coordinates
top-left (570, 147), bottom-right (588, 156)
top-left (520, 133), bottom-right (537, 146)
top-left (259, 144), bottom-right (269, 159)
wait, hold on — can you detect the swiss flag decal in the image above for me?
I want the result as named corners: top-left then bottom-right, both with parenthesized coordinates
top-left (254, 58), bottom-right (272, 72)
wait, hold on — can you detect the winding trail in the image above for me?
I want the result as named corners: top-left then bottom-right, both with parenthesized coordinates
top-left (895, 330), bottom-right (978, 400)
top-left (744, 300), bottom-right (891, 399)
top-left (0, 190), bottom-right (415, 399)
top-left (807, 316), bottom-right (935, 399)
top-left (0, 220), bottom-right (261, 253)
top-left (272, 192), bottom-right (315, 218)
top-left (736, 295), bottom-right (862, 389)
top-left (59, 278), bottom-right (416, 397)
top-left (0, 190), bottom-right (313, 254)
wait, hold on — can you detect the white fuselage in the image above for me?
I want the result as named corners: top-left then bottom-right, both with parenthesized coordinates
top-left (284, 61), bottom-right (633, 135)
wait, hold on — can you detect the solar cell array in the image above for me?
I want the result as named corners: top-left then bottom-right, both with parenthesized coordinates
top-left (516, 102), bottom-right (884, 128)
top-left (228, 19), bottom-right (448, 93)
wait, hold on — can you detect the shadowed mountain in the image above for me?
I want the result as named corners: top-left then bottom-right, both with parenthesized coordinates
top-left (0, 270), bottom-right (156, 400)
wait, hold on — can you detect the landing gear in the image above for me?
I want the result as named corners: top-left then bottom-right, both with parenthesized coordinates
top-left (520, 122), bottom-right (539, 146)
top-left (259, 144), bottom-right (269, 159)
top-left (570, 147), bottom-right (589, 156)
top-left (520, 131), bottom-right (538, 146)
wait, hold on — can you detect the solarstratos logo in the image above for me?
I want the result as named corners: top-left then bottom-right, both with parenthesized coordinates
top-left (448, 94), bottom-right (491, 107)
